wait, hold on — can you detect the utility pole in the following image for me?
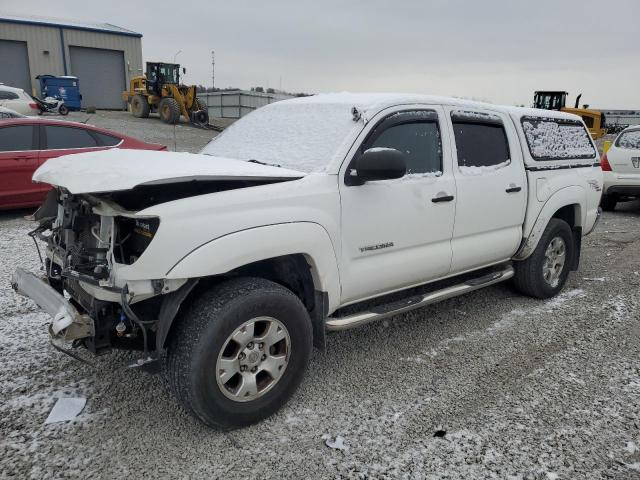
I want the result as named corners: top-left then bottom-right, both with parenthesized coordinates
top-left (211, 50), bottom-right (215, 91)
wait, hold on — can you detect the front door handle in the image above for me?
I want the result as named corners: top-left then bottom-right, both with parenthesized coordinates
top-left (506, 185), bottom-right (522, 193)
top-left (432, 194), bottom-right (455, 203)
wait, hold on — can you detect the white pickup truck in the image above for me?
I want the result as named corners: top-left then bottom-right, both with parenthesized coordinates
top-left (13, 93), bottom-right (602, 429)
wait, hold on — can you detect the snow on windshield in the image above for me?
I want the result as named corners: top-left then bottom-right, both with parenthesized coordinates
top-left (522, 117), bottom-right (596, 160)
top-left (201, 101), bottom-right (360, 173)
top-left (617, 130), bottom-right (640, 150)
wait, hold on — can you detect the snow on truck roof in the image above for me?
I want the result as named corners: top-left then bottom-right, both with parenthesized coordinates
top-left (283, 92), bottom-right (584, 122)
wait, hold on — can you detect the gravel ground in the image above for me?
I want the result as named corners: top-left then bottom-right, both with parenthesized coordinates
top-left (1, 118), bottom-right (638, 478)
top-left (2, 205), bottom-right (639, 479)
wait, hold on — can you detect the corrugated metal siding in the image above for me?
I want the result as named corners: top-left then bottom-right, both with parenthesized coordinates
top-left (0, 21), bottom-right (63, 95)
top-left (0, 20), bottom-right (142, 102)
top-left (198, 91), bottom-right (294, 119)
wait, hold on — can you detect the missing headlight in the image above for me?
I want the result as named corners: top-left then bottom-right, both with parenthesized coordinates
top-left (114, 217), bottom-right (160, 265)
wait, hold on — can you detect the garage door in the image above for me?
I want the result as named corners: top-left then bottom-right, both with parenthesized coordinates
top-left (0, 40), bottom-right (31, 92)
top-left (69, 46), bottom-right (125, 109)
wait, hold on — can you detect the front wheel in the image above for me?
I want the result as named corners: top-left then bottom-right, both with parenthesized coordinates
top-left (58, 104), bottom-right (69, 115)
top-left (513, 218), bottom-right (574, 299)
top-left (166, 277), bottom-right (313, 429)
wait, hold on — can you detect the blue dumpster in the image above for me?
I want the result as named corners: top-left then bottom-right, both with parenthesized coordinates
top-left (37, 75), bottom-right (82, 111)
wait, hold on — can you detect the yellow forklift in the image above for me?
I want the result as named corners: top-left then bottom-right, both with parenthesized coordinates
top-left (122, 62), bottom-right (208, 125)
top-left (533, 91), bottom-right (606, 139)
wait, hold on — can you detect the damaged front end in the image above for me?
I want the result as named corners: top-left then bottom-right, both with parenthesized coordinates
top-left (12, 189), bottom-right (192, 366)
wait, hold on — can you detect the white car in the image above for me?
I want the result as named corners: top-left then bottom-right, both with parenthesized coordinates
top-left (12, 93), bottom-right (603, 429)
top-left (601, 125), bottom-right (640, 210)
top-left (0, 106), bottom-right (27, 119)
top-left (0, 84), bottom-right (39, 116)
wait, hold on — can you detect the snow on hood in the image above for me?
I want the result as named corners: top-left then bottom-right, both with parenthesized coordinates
top-left (33, 149), bottom-right (305, 194)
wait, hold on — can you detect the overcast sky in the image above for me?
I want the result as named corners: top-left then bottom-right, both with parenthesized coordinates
top-left (6, 0), bottom-right (639, 108)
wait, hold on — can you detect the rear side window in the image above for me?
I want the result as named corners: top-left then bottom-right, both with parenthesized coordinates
top-left (521, 117), bottom-right (596, 160)
top-left (0, 125), bottom-right (35, 151)
top-left (616, 130), bottom-right (640, 150)
top-left (45, 126), bottom-right (99, 149)
top-left (0, 91), bottom-right (20, 100)
top-left (92, 131), bottom-right (122, 147)
top-left (451, 111), bottom-right (510, 170)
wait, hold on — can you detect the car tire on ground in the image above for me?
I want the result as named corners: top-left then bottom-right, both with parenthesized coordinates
top-left (166, 277), bottom-right (313, 429)
top-left (131, 94), bottom-right (150, 118)
top-left (513, 218), bottom-right (574, 299)
top-left (158, 97), bottom-right (181, 124)
top-left (601, 195), bottom-right (617, 212)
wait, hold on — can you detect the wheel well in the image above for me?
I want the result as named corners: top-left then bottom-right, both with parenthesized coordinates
top-left (552, 204), bottom-right (578, 228)
top-left (551, 204), bottom-right (582, 270)
top-left (231, 254), bottom-right (316, 311)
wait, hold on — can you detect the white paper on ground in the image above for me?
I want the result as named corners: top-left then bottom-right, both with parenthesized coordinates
top-left (44, 397), bottom-right (86, 424)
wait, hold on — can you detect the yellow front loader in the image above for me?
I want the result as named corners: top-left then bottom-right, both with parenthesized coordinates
top-left (533, 91), bottom-right (606, 139)
top-left (122, 62), bottom-right (208, 125)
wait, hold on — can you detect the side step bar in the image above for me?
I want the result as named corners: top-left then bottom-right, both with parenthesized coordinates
top-left (326, 265), bottom-right (514, 331)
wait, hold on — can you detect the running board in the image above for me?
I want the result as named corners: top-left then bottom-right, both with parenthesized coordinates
top-left (326, 265), bottom-right (514, 331)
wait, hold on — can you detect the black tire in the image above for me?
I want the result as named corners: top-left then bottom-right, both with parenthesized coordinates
top-left (58, 104), bottom-right (69, 116)
top-left (166, 277), bottom-right (313, 429)
top-left (131, 94), bottom-right (150, 118)
top-left (601, 195), bottom-right (617, 212)
top-left (513, 218), bottom-right (574, 299)
top-left (158, 97), bottom-right (181, 124)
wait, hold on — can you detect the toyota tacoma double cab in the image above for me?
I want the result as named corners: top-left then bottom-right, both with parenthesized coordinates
top-left (13, 93), bottom-right (603, 429)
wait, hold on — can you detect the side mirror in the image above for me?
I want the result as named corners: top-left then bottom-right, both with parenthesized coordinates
top-left (182, 67), bottom-right (186, 74)
top-left (349, 148), bottom-right (406, 185)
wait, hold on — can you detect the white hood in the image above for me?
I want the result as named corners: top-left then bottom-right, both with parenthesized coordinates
top-left (33, 149), bottom-right (305, 194)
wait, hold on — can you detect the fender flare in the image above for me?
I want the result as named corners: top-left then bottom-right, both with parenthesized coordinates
top-left (165, 222), bottom-right (342, 312)
top-left (514, 186), bottom-right (585, 260)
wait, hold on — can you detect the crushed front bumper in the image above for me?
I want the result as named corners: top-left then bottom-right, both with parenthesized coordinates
top-left (11, 268), bottom-right (94, 341)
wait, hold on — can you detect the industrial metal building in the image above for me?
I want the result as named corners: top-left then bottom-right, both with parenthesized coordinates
top-left (0, 14), bottom-right (142, 109)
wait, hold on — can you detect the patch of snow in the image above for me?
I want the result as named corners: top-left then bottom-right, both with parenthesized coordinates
top-left (522, 119), bottom-right (596, 160)
top-left (625, 441), bottom-right (638, 454)
top-left (459, 160), bottom-right (510, 176)
top-left (202, 101), bottom-right (361, 173)
top-left (617, 130), bottom-right (640, 150)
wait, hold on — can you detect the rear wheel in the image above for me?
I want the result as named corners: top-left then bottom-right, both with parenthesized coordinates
top-left (166, 277), bottom-right (313, 429)
top-left (158, 97), bottom-right (181, 124)
top-left (130, 94), bottom-right (150, 118)
top-left (513, 218), bottom-right (574, 299)
top-left (601, 195), bottom-right (617, 212)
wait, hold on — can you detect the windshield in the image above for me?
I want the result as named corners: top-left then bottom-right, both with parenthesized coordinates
top-left (201, 100), bottom-right (360, 172)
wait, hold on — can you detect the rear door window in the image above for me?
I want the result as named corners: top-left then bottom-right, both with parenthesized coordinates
top-left (521, 117), bottom-right (596, 160)
top-left (0, 91), bottom-right (20, 100)
top-left (44, 125), bottom-right (99, 149)
top-left (616, 130), bottom-right (640, 150)
top-left (92, 131), bottom-right (122, 147)
top-left (0, 125), bottom-right (35, 151)
top-left (451, 111), bottom-right (510, 171)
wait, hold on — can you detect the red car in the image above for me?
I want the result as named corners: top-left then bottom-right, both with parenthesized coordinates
top-left (0, 118), bottom-right (167, 210)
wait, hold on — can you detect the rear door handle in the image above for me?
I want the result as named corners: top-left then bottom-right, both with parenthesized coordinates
top-left (432, 194), bottom-right (455, 203)
top-left (505, 185), bottom-right (522, 193)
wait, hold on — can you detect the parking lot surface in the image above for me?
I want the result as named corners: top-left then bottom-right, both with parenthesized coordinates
top-left (0, 116), bottom-right (638, 479)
